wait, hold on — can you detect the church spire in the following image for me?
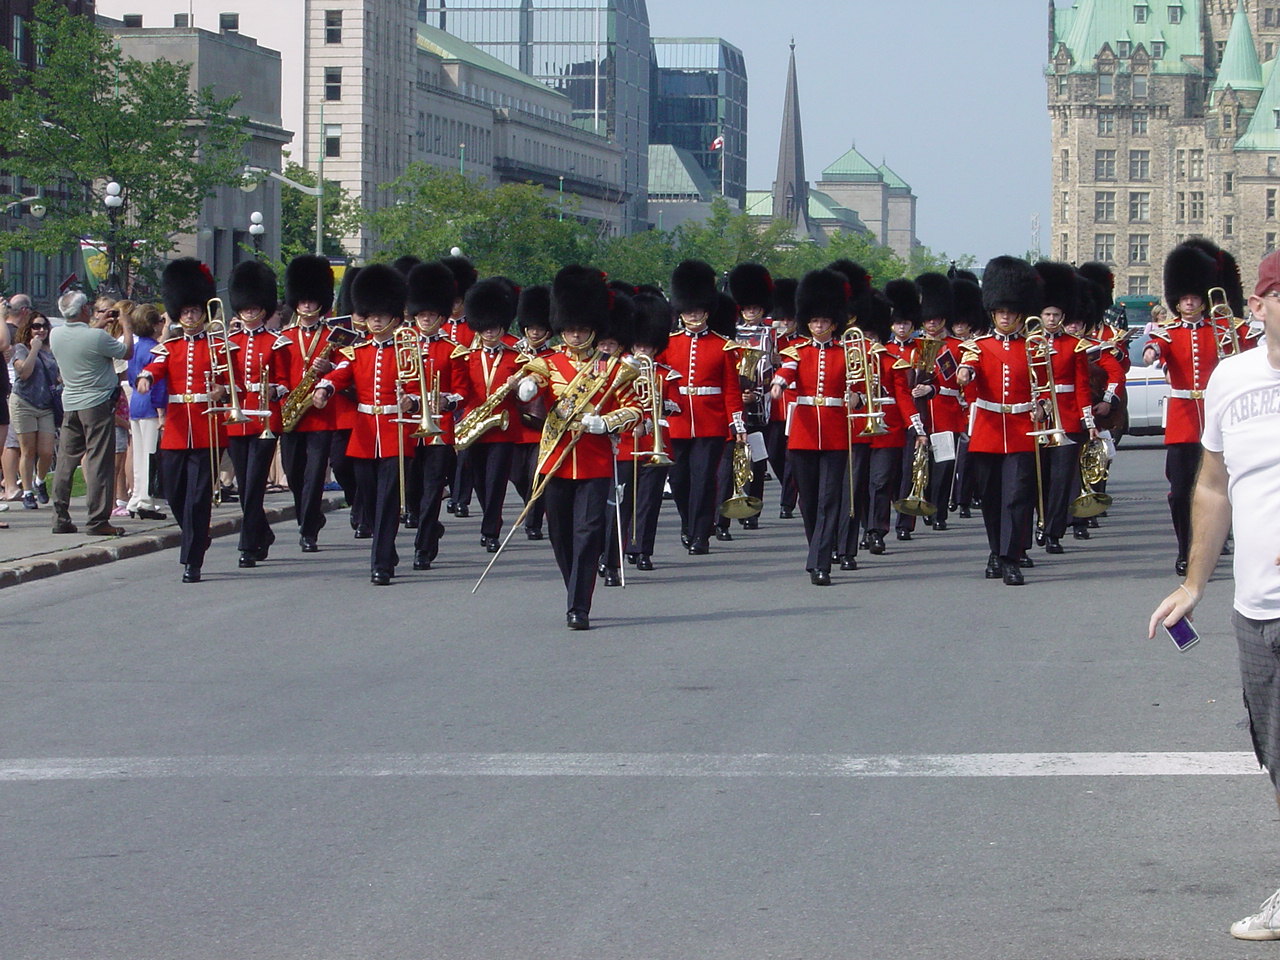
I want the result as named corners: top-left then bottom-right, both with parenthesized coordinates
top-left (772, 39), bottom-right (812, 235)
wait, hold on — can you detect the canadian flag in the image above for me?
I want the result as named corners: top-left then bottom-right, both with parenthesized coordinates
top-left (710, 135), bottom-right (725, 151)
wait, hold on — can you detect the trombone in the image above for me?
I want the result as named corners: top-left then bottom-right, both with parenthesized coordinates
top-left (392, 326), bottom-right (443, 442)
top-left (1207, 286), bottom-right (1242, 358)
top-left (842, 328), bottom-right (887, 437)
top-left (628, 352), bottom-right (673, 468)
top-left (1025, 317), bottom-right (1068, 545)
top-left (204, 299), bottom-right (256, 427)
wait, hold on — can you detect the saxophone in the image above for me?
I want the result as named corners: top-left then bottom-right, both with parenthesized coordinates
top-left (455, 355), bottom-right (553, 450)
top-left (280, 322), bottom-right (358, 432)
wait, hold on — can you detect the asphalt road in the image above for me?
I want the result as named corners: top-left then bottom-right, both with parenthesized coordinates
top-left (3, 441), bottom-right (1272, 960)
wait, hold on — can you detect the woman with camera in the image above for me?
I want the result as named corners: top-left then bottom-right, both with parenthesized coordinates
top-left (9, 310), bottom-right (60, 510)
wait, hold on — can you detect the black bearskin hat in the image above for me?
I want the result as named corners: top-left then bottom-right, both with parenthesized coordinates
top-left (602, 288), bottom-right (636, 350)
top-left (948, 263), bottom-right (980, 285)
top-left (827, 259), bottom-right (871, 298)
top-left (284, 254), bottom-right (334, 313)
top-left (1074, 274), bottom-right (1104, 328)
top-left (951, 277), bottom-right (988, 335)
top-left (1077, 262), bottom-right (1115, 309)
top-left (670, 259), bottom-right (719, 316)
top-left (1163, 241), bottom-right (1219, 311)
top-left (229, 259), bottom-right (278, 318)
top-left (335, 265), bottom-right (361, 317)
top-left (710, 291), bottom-right (738, 337)
top-left (608, 279), bottom-right (639, 298)
top-left (1183, 238), bottom-right (1245, 316)
top-left (981, 256), bottom-right (1041, 317)
top-left (441, 255), bottom-right (478, 299)
top-left (391, 254), bottom-right (422, 278)
top-left (464, 276), bottom-right (518, 333)
top-left (635, 283), bottom-right (664, 299)
top-left (728, 262), bottom-right (774, 311)
top-left (772, 277), bottom-right (798, 322)
top-left (916, 272), bottom-right (954, 322)
top-left (517, 284), bottom-right (552, 331)
top-left (161, 257), bottom-right (216, 322)
top-left (1034, 261), bottom-right (1078, 318)
top-left (796, 268), bottom-right (852, 334)
top-left (885, 278), bottom-right (921, 328)
top-left (551, 264), bottom-right (609, 335)
top-left (631, 292), bottom-right (673, 354)
top-left (855, 289), bottom-right (893, 344)
top-left (406, 261), bottom-right (457, 318)
top-left (352, 263), bottom-right (406, 319)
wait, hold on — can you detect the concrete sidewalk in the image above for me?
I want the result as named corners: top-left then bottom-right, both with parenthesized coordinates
top-left (0, 488), bottom-right (345, 588)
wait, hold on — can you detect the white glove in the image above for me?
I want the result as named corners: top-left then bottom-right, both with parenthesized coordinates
top-left (581, 413), bottom-right (608, 434)
top-left (516, 376), bottom-right (538, 402)
top-left (663, 399), bottom-right (682, 415)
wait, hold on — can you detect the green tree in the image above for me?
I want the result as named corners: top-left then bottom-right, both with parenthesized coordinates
top-left (590, 228), bottom-right (680, 288)
top-left (0, 0), bottom-right (250, 293)
top-left (671, 197), bottom-right (794, 274)
top-left (276, 160), bottom-right (363, 263)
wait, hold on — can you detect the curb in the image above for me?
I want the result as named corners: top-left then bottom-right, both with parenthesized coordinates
top-left (0, 495), bottom-right (347, 589)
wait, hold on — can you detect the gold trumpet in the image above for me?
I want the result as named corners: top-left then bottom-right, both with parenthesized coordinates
top-left (257, 363), bottom-right (275, 440)
top-left (392, 326), bottom-right (443, 441)
top-left (628, 352), bottom-right (673, 467)
top-left (842, 327), bottom-right (887, 436)
top-left (204, 299), bottom-right (254, 426)
top-left (1070, 436), bottom-right (1113, 518)
top-left (1207, 286), bottom-right (1242, 358)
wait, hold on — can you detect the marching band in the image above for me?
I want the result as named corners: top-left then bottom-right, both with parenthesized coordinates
top-left (133, 242), bottom-right (1261, 628)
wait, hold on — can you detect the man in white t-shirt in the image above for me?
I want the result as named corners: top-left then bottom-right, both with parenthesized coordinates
top-left (1149, 249), bottom-right (1280, 940)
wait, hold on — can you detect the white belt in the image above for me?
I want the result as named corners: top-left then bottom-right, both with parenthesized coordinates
top-left (879, 397), bottom-right (896, 405)
top-left (1168, 388), bottom-right (1205, 400)
top-left (1052, 384), bottom-right (1075, 393)
top-left (357, 403), bottom-right (399, 415)
top-left (243, 382), bottom-right (265, 393)
top-left (679, 386), bottom-right (723, 396)
top-left (170, 393), bottom-right (211, 404)
top-left (974, 398), bottom-right (1034, 414)
top-left (794, 396), bottom-right (845, 407)
top-left (938, 387), bottom-right (961, 398)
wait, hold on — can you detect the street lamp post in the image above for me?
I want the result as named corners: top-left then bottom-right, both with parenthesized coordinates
top-left (242, 165), bottom-right (323, 255)
top-left (558, 175), bottom-right (564, 222)
top-left (249, 210), bottom-right (265, 256)
top-left (459, 142), bottom-right (466, 176)
top-left (102, 180), bottom-right (124, 292)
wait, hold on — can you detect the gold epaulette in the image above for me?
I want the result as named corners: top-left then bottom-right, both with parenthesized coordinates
top-left (272, 334), bottom-right (293, 350)
top-left (449, 343), bottom-right (472, 360)
top-left (958, 338), bottom-right (982, 364)
top-left (338, 345), bottom-right (357, 361)
top-left (891, 357), bottom-right (912, 370)
top-left (1073, 335), bottom-right (1092, 353)
top-left (1149, 325), bottom-right (1172, 342)
top-left (780, 345), bottom-right (801, 362)
top-left (150, 341), bottom-right (170, 356)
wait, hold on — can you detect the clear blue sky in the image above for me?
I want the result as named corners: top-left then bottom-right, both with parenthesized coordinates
top-left (648, 0), bottom-right (1060, 264)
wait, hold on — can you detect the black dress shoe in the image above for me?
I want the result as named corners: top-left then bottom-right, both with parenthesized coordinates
top-left (526, 527), bottom-right (544, 540)
top-left (958, 505), bottom-right (972, 518)
top-left (985, 553), bottom-right (1002, 579)
top-left (446, 500), bottom-right (457, 515)
top-left (681, 533), bottom-right (692, 548)
top-left (779, 507), bottom-right (795, 519)
top-left (413, 555), bottom-right (431, 570)
top-left (238, 553), bottom-right (257, 568)
top-left (1088, 516), bottom-right (1100, 528)
top-left (933, 520), bottom-right (948, 531)
top-left (868, 532), bottom-right (886, 555)
top-left (51, 518), bottom-right (78, 534)
top-left (625, 553), bottom-right (638, 565)
top-left (688, 540), bottom-right (709, 555)
top-left (740, 516), bottom-right (759, 530)
top-left (1072, 526), bottom-right (1091, 540)
top-left (636, 555), bottom-right (654, 571)
top-left (182, 564), bottom-right (201, 583)
top-left (482, 536), bottom-right (499, 553)
top-left (218, 485), bottom-right (239, 504)
top-left (136, 507), bottom-right (167, 520)
top-left (1175, 557), bottom-right (1189, 576)
top-left (715, 527), bottom-right (733, 542)
top-left (1045, 538), bottom-right (1064, 554)
top-left (840, 556), bottom-right (858, 571)
top-left (403, 514), bottom-right (419, 529)
top-left (604, 569), bottom-right (622, 587)
top-left (354, 524), bottom-right (372, 539)
top-left (923, 515), bottom-right (934, 526)
top-left (371, 570), bottom-right (392, 586)
top-left (566, 611), bottom-right (590, 630)
top-left (1018, 555), bottom-right (1035, 568)
top-left (1002, 560), bottom-right (1025, 586)
top-left (810, 569), bottom-right (831, 586)
top-left (454, 504), bottom-right (470, 518)
top-left (896, 529), bottom-right (912, 542)
top-left (860, 532), bottom-right (873, 550)
top-left (300, 536), bottom-right (318, 553)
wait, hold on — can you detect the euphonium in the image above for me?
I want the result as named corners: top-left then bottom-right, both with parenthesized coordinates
top-left (205, 299), bottom-right (251, 425)
top-left (892, 443), bottom-right (937, 518)
top-left (1070, 436), bottom-right (1114, 518)
top-left (1207, 286), bottom-right (1242, 358)
top-left (629, 352), bottom-right (672, 467)
top-left (456, 355), bottom-right (553, 450)
top-left (1024, 318), bottom-right (1067, 447)
top-left (392, 326), bottom-right (443, 441)
top-left (842, 327), bottom-right (887, 436)
top-left (717, 441), bottom-right (763, 519)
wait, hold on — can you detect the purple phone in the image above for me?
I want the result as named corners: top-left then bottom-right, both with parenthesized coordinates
top-left (1165, 617), bottom-right (1200, 651)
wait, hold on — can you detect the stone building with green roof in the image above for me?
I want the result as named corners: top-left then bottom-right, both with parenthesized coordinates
top-left (1048, 0), bottom-right (1280, 298)
top-left (813, 145), bottom-right (917, 260)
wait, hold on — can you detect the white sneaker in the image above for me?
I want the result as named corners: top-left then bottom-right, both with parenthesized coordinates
top-left (1231, 887), bottom-right (1280, 940)
top-left (0, 502), bottom-right (8, 512)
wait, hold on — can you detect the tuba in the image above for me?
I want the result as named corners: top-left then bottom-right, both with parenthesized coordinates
top-left (842, 328), bottom-right (887, 436)
top-left (628, 352), bottom-right (673, 467)
top-left (1070, 437), bottom-right (1113, 518)
top-left (455, 354), bottom-right (553, 450)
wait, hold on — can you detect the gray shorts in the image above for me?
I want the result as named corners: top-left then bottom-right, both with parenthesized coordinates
top-left (1235, 610), bottom-right (1280, 787)
top-left (9, 395), bottom-right (55, 437)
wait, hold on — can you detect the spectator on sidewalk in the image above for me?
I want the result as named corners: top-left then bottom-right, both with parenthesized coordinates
top-left (9, 310), bottom-right (60, 510)
top-left (1, 294), bottom-right (30, 502)
top-left (124, 302), bottom-right (167, 520)
top-left (47, 288), bottom-right (133, 536)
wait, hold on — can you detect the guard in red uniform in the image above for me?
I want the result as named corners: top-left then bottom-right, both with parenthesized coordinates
top-left (135, 258), bottom-right (222, 583)
top-left (770, 268), bottom-right (856, 585)
top-left (1032, 261), bottom-right (1097, 555)
top-left (660, 260), bottom-right (746, 555)
top-left (511, 284), bottom-right (556, 541)
top-left (404, 261), bottom-right (463, 570)
top-left (912, 272), bottom-right (966, 530)
top-left (277, 255), bottom-right (346, 553)
top-left (225, 260), bottom-right (291, 568)
top-left (517, 266), bottom-right (642, 630)
top-left (956, 255), bottom-right (1043, 586)
top-left (948, 274), bottom-right (987, 517)
top-left (452, 278), bottom-right (524, 552)
top-left (766, 278), bottom-right (802, 519)
top-left (312, 264), bottom-right (418, 585)
top-left (725, 262), bottom-right (775, 532)
top-left (884, 278), bottom-right (924, 542)
top-left (442, 255), bottom-right (478, 517)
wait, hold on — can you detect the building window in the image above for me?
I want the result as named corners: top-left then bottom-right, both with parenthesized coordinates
top-left (1134, 4), bottom-right (1149, 22)
top-left (1128, 275), bottom-right (1151, 296)
top-left (1129, 150), bottom-right (1151, 180)
top-left (1094, 234), bottom-right (1117, 263)
top-left (324, 66), bottom-right (342, 101)
top-left (1133, 73), bottom-right (1148, 98)
top-left (324, 123), bottom-right (341, 158)
top-left (1269, 188), bottom-right (1277, 219)
top-left (1176, 191), bottom-right (1186, 221)
top-left (1224, 172), bottom-right (1235, 194)
top-left (1099, 72), bottom-right (1114, 96)
top-left (173, 13), bottom-right (189, 26)
top-left (1095, 191), bottom-right (1117, 221)
top-left (1225, 215), bottom-right (1235, 237)
top-left (325, 9), bottom-right (342, 43)
top-left (1129, 191), bottom-right (1151, 221)
top-left (1268, 8), bottom-right (1276, 26)
top-left (1061, 191), bottom-right (1070, 221)
top-left (11, 14), bottom-right (23, 58)
top-left (1098, 110), bottom-right (1115, 135)
top-left (1132, 112), bottom-right (1149, 135)
top-left (1129, 234), bottom-right (1150, 264)
top-left (1061, 149), bottom-right (1070, 178)
top-left (1095, 149), bottom-right (1117, 179)
top-left (1224, 111), bottom-right (1234, 130)
top-left (1168, 4), bottom-right (1183, 23)
top-left (122, 13), bottom-right (142, 27)
top-left (1268, 42), bottom-right (1276, 61)
top-left (219, 13), bottom-right (239, 32)
top-left (1188, 149), bottom-right (1204, 179)
top-left (1189, 191), bottom-right (1205, 220)
top-left (1118, 41), bottom-right (1132, 58)
top-left (1270, 156), bottom-right (1279, 176)
top-left (1152, 41), bottom-right (1165, 59)
top-left (1268, 232), bottom-right (1278, 254)
top-left (1176, 149), bottom-right (1186, 179)
top-left (1056, 75), bottom-right (1067, 97)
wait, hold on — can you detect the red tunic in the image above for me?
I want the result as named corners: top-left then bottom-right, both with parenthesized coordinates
top-left (869, 349), bottom-right (918, 450)
top-left (616, 358), bottom-right (679, 463)
top-left (536, 349), bottom-right (641, 480)
top-left (658, 329), bottom-right (746, 440)
top-left (142, 334), bottom-right (227, 451)
top-left (410, 333), bottom-right (463, 447)
top-left (226, 327), bottom-right (291, 437)
top-left (769, 331), bottom-right (805, 423)
top-left (917, 335), bottom-right (967, 435)
top-left (454, 335), bottom-right (526, 444)
top-left (279, 322), bottom-right (354, 432)
top-left (959, 333), bottom-right (1037, 455)
top-left (321, 340), bottom-right (420, 459)
top-left (514, 342), bottom-right (557, 444)
top-left (1145, 322), bottom-right (1219, 445)
top-left (774, 338), bottom-right (854, 451)
top-left (443, 318), bottom-right (476, 348)
top-left (1046, 332), bottom-right (1093, 433)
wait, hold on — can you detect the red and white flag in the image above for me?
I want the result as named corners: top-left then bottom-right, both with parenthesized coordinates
top-left (710, 135), bottom-right (725, 151)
